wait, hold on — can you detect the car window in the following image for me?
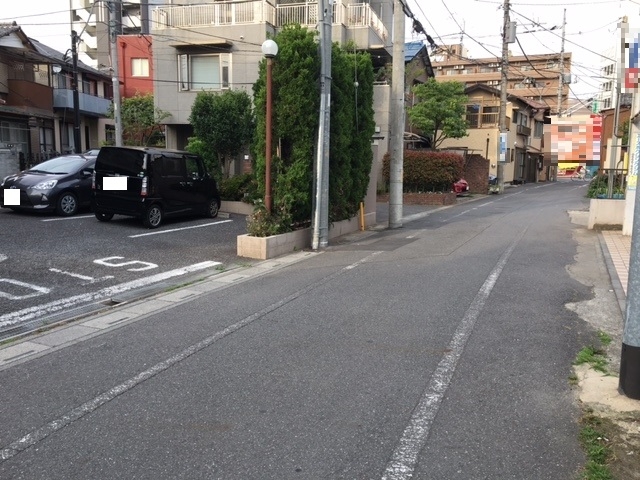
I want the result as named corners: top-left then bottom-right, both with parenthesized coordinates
top-left (185, 156), bottom-right (203, 179)
top-left (96, 148), bottom-right (146, 176)
top-left (161, 156), bottom-right (186, 177)
top-left (29, 156), bottom-right (88, 174)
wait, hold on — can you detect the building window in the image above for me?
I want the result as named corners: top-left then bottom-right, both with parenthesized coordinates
top-left (178, 53), bottom-right (231, 91)
top-left (534, 120), bottom-right (543, 138)
top-left (131, 58), bottom-right (150, 77)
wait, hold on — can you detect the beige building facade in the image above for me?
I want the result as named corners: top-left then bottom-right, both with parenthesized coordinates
top-left (431, 44), bottom-right (569, 116)
top-left (438, 84), bottom-right (548, 184)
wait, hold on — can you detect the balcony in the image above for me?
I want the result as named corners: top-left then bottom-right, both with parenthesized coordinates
top-left (7, 80), bottom-right (53, 112)
top-left (516, 124), bottom-right (531, 136)
top-left (466, 112), bottom-right (499, 129)
top-left (151, 1), bottom-right (388, 45)
top-left (152, 1), bottom-right (276, 28)
top-left (53, 89), bottom-right (111, 117)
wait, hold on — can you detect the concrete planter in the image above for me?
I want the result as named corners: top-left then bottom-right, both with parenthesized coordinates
top-left (237, 228), bottom-right (311, 260)
top-left (220, 200), bottom-right (254, 216)
top-left (237, 216), bottom-right (367, 260)
top-left (588, 198), bottom-right (625, 230)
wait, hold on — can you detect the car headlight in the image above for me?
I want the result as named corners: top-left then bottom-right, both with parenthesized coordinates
top-left (33, 179), bottom-right (58, 190)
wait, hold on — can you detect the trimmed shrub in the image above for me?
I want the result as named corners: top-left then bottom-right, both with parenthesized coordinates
top-left (382, 150), bottom-right (464, 192)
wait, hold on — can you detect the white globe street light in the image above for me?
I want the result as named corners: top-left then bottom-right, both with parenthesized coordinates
top-left (261, 39), bottom-right (278, 213)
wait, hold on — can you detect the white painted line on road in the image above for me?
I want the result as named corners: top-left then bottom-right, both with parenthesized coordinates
top-left (41, 215), bottom-right (94, 222)
top-left (0, 254), bottom-right (6, 263)
top-left (381, 229), bottom-right (526, 480)
top-left (0, 261), bottom-right (221, 328)
top-left (0, 279), bottom-right (51, 300)
top-left (0, 250), bottom-right (381, 464)
top-left (129, 220), bottom-right (233, 238)
top-left (49, 268), bottom-right (94, 281)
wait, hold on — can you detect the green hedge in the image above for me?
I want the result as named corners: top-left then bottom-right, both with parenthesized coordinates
top-left (382, 150), bottom-right (464, 192)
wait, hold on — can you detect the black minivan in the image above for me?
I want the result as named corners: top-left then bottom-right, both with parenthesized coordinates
top-left (92, 146), bottom-right (221, 228)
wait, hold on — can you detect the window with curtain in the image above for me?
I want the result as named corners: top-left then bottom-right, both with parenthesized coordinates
top-left (178, 54), bottom-right (230, 91)
top-left (131, 58), bottom-right (150, 77)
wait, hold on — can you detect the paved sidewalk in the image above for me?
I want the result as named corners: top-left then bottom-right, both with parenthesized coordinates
top-left (602, 230), bottom-right (632, 298)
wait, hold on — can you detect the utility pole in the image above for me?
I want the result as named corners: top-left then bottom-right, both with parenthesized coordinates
top-left (618, 15), bottom-right (640, 399)
top-left (556, 9), bottom-right (566, 117)
top-left (311, 0), bottom-right (332, 249)
top-left (109, 0), bottom-right (123, 147)
top-left (71, 30), bottom-right (82, 154)
top-left (609, 17), bottom-right (628, 199)
top-left (388, 0), bottom-right (405, 228)
top-left (498, 0), bottom-right (514, 192)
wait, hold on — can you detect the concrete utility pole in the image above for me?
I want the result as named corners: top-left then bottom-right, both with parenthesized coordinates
top-left (109, 0), bottom-right (123, 147)
top-left (556, 9), bottom-right (566, 117)
top-left (498, 0), bottom-right (513, 192)
top-left (609, 17), bottom-right (628, 200)
top-left (71, 30), bottom-right (82, 154)
top-left (311, 0), bottom-right (332, 249)
top-left (388, 0), bottom-right (405, 229)
top-left (618, 15), bottom-right (640, 399)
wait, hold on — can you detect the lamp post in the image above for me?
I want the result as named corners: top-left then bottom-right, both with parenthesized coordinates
top-left (261, 39), bottom-right (278, 214)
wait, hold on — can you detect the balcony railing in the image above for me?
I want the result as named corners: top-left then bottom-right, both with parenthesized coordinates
top-left (152, 1), bottom-right (388, 42)
top-left (466, 112), bottom-right (499, 128)
top-left (153, 1), bottom-right (276, 28)
top-left (516, 124), bottom-right (531, 136)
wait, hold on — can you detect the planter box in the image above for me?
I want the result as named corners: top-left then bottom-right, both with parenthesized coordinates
top-left (588, 198), bottom-right (625, 230)
top-left (237, 216), bottom-right (367, 260)
top-left (238, 228), bottom-right (311, 260)
top-left (220, 200), bottom-right (254, 216)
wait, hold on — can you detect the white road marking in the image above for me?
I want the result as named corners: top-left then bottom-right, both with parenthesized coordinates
top-left (0, 254), bottom-right (6, 263)
top-left (41, 215), bottom-right (94, 222)
top-left (49, 268), bottom-right (94, 281)
top-left (0, 279), bottom-right (51, 300)
top-left (48, 268), bottom-right (115, 284)
top-left (94, 257), bottom-right (158, 271)
top-left (0, 251), bottom-right (382, 464)
top-left (128, 220), bottom-right (233, 238)
top-left (0, 261), bottom-right (220, 328)
top-left (381, 229), bottom-right (526, 480)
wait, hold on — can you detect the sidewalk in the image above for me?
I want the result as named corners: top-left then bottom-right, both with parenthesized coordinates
top-left (601, 230), bottom-right (632, 326)
top-left (601, 230), bottom-right (631, 299)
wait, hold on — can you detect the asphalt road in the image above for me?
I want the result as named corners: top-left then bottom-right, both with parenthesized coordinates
top-left (0, 181), bottom-right (600, 479)
top-left (0, 208), bottom-right (253, 337)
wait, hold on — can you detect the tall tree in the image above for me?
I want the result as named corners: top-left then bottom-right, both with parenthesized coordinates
top-left (189, 90), bottom-right (254, 179)
top-left (408, 79), bottom-right (468, 150)
top-left (111, 93), bottom-right (169, 146)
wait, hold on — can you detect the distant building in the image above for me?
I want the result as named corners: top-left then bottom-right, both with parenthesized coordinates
top-left (431, 43), bottom-right (570, 116)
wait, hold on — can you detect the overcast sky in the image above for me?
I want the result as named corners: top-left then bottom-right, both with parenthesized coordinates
top-left (1, 0), bottom-right (637, 100)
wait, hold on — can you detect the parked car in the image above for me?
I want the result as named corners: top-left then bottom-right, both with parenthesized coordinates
top-left (453, 178), bottom-right (469, 195)
top-left (91, 146), bottom-right (221, 228)
top-left (0, 154), bottom-right (97, 216)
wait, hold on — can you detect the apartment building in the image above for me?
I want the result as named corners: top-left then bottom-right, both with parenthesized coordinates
top-left (431, 44), bottom-right (570, 116)
top-left (438, 84), bottom-right (548, 184)
top-left (150, 0), bottom-right (393, 151)
top-left (0, 23), bottom-right (112, 179)
top-left (70, 0), bottom-right (151, 68)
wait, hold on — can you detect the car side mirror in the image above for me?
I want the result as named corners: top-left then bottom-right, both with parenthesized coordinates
top-left (81, 169), bottom-right (93, 178)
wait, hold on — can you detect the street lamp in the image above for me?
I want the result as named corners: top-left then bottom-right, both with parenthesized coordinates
top-left (261, 39), bottom-right (278, 214)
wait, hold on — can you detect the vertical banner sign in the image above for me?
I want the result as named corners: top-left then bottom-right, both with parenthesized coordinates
top-left (630, 134), bottom-right (640, 189)
top-left (625, 28), bottom-right (640, 92)
top-left (499, 133), bottom-right (507, 163)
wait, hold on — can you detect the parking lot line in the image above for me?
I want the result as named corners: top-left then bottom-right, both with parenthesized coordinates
top-left (128, 220), bottom-right (233, 238)
top-left (0, 261), bottom-right (221, 328)
top-left (41, 215), bottom-right (95, 222)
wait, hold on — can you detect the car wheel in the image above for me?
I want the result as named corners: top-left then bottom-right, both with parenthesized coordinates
top-left (95, 212), bottom-right (114, 222)
top-left (143, 205), bottom-right (163, 229)
top-left (56, 192), bottom-right (78, 216)
top-left (205, 198), bottom-right (220, 218)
